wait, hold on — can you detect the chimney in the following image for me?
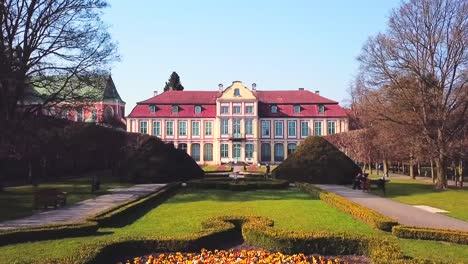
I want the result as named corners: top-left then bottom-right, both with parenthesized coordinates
top-left (315, 90), bottom-right (320, 95)
top-left (298, 88), bottom-right (305, 91)
top-left (218, 83), bottom-right (223, 91)
top-left (252, 83), bottom-right (257, 91)
top-left (153, 91), bottom-right (158, 96)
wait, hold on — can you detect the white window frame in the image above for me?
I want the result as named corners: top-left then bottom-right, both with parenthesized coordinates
top-left (220, 143), bottom-right (229, 158)
top-left (245, 119), bottom-right (253, 136)
top-left (327, 121), bottom-right (336, 135)
top-left (204, 121), bottom-right (213, 137)
top-left (288, 120), bottom-right (296, 138)
top-left (221, 119), bottom-right (229, 135)
top-left (166, 121), bottom-right (174, 137)
top-left (179, 121), bottom-right (187, 137)
top-left (261, 120), bottom-right (271, 138)
top-left (192, 121), bottom-right (200, 137)
top-left (139, 120), bottom-right (148, 134)
top-left (153, 121), bottom-right (161, 136)
top-left (314, 121), bottom-right (322, 136)
top-left (300, 121), bottom-right (309, 138)
top-left (274, 120), bottom-right (284, 138)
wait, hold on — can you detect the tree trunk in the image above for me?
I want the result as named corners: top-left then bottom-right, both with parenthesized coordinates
top-left (430, 159), bottom-right (435, 183)
top-left (417, 162), bottom-right (421, 177)
top-left (409, 156), bottom-right (415, 179)
top-left (383, 160), bottom-right (389, 176)
top-left (435, 156), bottom-right (447, 189)
top-left (375, 162), bottom-right (379, 175)
top-left (459, 160), bottom-right (463, 188)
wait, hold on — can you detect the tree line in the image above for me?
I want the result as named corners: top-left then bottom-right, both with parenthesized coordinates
top-left (333, 0), bottom-right (467, 189)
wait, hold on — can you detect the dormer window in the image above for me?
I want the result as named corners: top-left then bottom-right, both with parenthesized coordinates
top-left (194, 105), bottom-right (202, 114)
top-left (318, 105), bottom-right (325, 114)
top-left (294, 105), bottom-right (301, 114)
top-left (149, 105), bottom-right (156, 113)
top-left (172, 105), bottom-right (179, 114)
top-left (271, 105), bottom-right (278, 113)
top-left (234, 88), bottom-right (240, 97)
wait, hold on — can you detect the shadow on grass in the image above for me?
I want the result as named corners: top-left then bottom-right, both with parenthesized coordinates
top-left (370, 182), bottom-right (454, 198)
top-left (165, 188), bottom-right (318, 204)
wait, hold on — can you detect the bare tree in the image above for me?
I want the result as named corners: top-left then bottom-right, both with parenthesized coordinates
top-left (0, 0), bottom-right (117, 120)
top-left (357, 0), bottom-right (468, 189)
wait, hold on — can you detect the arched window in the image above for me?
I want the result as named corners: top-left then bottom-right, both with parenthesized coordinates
top-left (274, 143), bottom-right (284, 162)
top-left (191, 143), bottom-right (200, 161)
top-left (194, 105), bottom-right (202, 114)
top-left (234, 88), bottom-right (240, 96)
top-left (287, 143), bottom-right (297, 155)
top-left (178, 143), bottom-right (187, 153)
top-left (271, 105), bottom-right (278, 113)
top-left (261, 143), bottom-right (271, 162)
top-left (294, 105), bottom-right (301, 114)
top-left (204, 143), bottom-right (213, 161)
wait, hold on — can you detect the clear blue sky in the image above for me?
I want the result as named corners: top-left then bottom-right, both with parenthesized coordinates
top-left (102, 0), bottom-right (401, 115)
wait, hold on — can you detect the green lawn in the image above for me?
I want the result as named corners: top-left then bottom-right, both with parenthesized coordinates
top-left (370, 178), bottom-right (468, 221)
top-left (0, 171), bottom-right (132, 222)
top-left (0, 188), bottom-right (376, 263)
top-left (0, 188), bottom-right (467, 263)
top-left (399, 238), bottom-right (468, 264)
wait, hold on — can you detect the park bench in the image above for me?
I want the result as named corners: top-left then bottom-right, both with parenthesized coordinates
top-left (362, 179), bottom-right (388, 195)
top-left (34, 188), bottom-right (67, 209)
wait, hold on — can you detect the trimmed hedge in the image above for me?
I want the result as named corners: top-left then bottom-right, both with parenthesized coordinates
top-left (273, 136), bottom-right (361, 184)
top-left (298, 183), bottom-right (398, 231)
top-left (0, 221), bottom-right (98, 246)
top-left (87, 183), bottom-right (180, 227)
top-left (392, 225), bottom-right (468, 245)
top-left (187, 178), bottom-right (289, 190)
top-left (45, 216), bottom-right (428, 264)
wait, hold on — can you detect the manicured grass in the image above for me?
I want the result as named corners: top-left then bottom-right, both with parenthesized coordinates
top-left (0, 187), bottom-right (467, 263)
top-left (370, 178), bottom-right (468, 221)
top-left (0, 171), bottom-right (132, 222)
top-left (398, 238), bottom-right (468, 264)
top-left (0, 188), bottom-right (376, 263)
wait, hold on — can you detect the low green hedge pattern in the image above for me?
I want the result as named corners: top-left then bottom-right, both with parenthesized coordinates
top-left (0, 222), bottom-right (98, 246)
top-left (41, 216), bottom-right (433, 264)
top-left (187, 179), bottom-right (289, 190)
top-left (87, 183), bottom-right (180, 227)
top-left (298, 183), bottom-right (398, 231)
top-left (392, 225), bottom-right (468, 245)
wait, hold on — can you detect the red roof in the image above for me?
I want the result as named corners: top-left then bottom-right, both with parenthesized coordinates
top-left (129, 89), bottom-right (345, 118)
top-left (255, 90), bottom-right (336, 104)
top-left (128, 104), bottom-right (216, 118)
top-left (258, 103), bottom-right (347, 118)
top-left (139, 90), bottom-right (219, 104)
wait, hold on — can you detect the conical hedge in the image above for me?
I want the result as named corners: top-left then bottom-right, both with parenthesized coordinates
top-left (272, 136), bottom-right (360, 184)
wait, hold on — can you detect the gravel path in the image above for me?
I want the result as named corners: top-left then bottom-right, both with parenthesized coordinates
top-left (316, 184), bottom-right (468, 231)
top-left (0, 184), bottom-right (166, 230)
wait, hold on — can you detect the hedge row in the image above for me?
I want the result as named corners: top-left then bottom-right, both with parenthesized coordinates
top-left (44, 216), bottom-right (431, 264)
top-left (0, 221), bottom-right (98, 246)
top-left (187, 179), bottom-right (289, 190)
top-left (392, 225), bottom-right (468, 245)
top-left (87, 182), bottom-right (180, 227)
top-left (298, 183), bottom-right (398, 231)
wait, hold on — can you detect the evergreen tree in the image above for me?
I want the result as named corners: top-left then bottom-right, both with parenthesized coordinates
top-left (163, 72), bottom-right (184, 91)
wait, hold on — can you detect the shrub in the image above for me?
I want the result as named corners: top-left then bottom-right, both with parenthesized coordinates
top-left (298, 183), bottom-right (398, 231)
top-left (272, 136), bottom-right (361, 184)
top-left (88, 183), bottom-right (180, 227)
top-left (392, 225), bottom-right (468, 245)
top-left (202, 165), bottom-right (233, 173)
top-left (123, 136), bottom-right (204, 183)
top-left (187, 178), bottom-right (289, 190)
top-left (0, 221), bottom-right (98, 246)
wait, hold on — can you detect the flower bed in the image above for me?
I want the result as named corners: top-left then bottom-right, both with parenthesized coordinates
top-left (123, 249), bottom-right (365, 264)
top-left (187, 178), bottom-right (289, 190)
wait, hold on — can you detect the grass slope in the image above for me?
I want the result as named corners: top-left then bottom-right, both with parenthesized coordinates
top-left (370, 178), bottom-right (468, 221)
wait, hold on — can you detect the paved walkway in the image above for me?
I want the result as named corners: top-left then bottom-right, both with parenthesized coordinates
top-left (0, 184), bottom-right (166, 230)
top-left (316, 184), bottom-right (468, 231)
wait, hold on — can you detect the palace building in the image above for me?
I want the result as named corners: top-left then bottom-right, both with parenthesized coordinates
top-left (127, 81), bottom-right (348, 165)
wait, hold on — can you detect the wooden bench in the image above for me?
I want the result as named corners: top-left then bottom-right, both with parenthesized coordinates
top-left (34, 188), bottom-right (67, 209)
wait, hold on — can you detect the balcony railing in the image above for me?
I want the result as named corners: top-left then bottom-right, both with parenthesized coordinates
top-left (229, 133), bottom-right (245, 140)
